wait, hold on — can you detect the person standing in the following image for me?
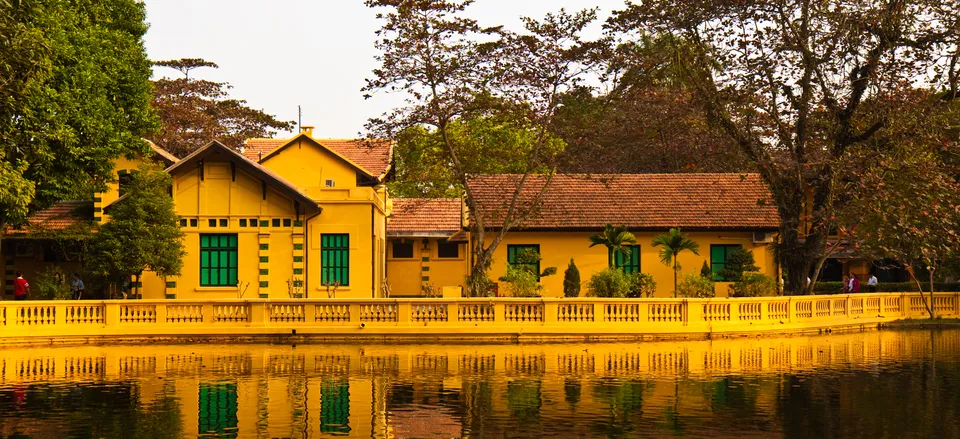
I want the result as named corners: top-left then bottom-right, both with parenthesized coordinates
top-left (850, 274), bottom-right (861, 294)
top-left (841, 274), bottom-right (850, 294)
top-left (71, 273), bottom-right (85, 300)
top-left (13, 272), bottom-right (30, 300)
top-left (867, 274), bottom-right (879, 292)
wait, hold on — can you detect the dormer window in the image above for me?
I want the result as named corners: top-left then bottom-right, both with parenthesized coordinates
top-left (325, 179), bottom-right (336, 188)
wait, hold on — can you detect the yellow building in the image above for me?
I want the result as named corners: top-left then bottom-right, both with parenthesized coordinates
top-left (383, 174), bottom-right (782, 298)
top-left (1, 141), bottom-right (176, 298)
top-left (3, 131), bottom-right (804, 299)
top-left (146, 128), bottom-right (393, 299)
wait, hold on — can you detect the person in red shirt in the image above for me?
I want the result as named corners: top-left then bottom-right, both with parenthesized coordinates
top-left (13, 271), bottom-right (30, 300)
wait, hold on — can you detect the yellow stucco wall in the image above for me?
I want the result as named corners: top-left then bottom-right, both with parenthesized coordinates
top-left (386, 238), bottom-right (469, 296)
top-left (483, 231), bottom-right (778, 298)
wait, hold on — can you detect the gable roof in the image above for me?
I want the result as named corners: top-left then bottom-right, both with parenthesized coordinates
top-left (387, 198), bottom-right (462, 237)
top-left (144, 139), bottom-right (179, 165)
top-left (466, 173), bottom-right (779, 231)
top-left (167, 140), bottom-right (320, 214)
top-left (3, 201), bottom-right (93, 236)
top-left (242, 135), bottom-right (393, 179)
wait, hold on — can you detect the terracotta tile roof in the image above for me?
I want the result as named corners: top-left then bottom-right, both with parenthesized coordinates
top-left (3, 201), bottom-right (93, 235)
top-left (387, 198), bottom-right (462, 236)
top-left (242, 137), bottom-right (393, 177)
top-left (466, 173), bottom-right (779, 230)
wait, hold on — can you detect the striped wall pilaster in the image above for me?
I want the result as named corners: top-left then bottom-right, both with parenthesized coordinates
top-left (421, 250), bottom-right (431, 293)
top-left (164, 278), bottom-right (178, 300)
top-left (258, 234), bottom-right (270, 298)
top-left (292, 224), bottom-right (305, 297)
top-left (93, 194), bottom-right (103, 223)
top-left (3, 256), bottom-right (13, 296)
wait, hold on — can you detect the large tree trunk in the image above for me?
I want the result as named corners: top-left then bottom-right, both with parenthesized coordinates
top-left (673, 257), bottom-right (678, 298)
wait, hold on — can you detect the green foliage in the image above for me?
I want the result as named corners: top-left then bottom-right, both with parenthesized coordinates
top-left (499, 248), bottom-right (555, 297)
top-left (729, 273), bottom-right (778, 298)
top-left (466, 273), bottom-right (495, 297)
top-left (499, 264), bottom-right (541, 297)
top-left (652, 228), bottom-right (701, 296)
top-left (32, 266), bottom-right (71, 300)
top-left (677, 274), bottom-right (715, 298)
top-left (87, 163), bottom-right (185, 290)
top-left (589, 224), bottom-right (637, 266)
top-left (1, 0), bottom-right (158, 229)
top-left (151, 58), bottom-right (294, 157)
top-left (563, 258), bottom-right (581, 298)
top-left (588, 267), bottom-right (631, 298)
top-left (717, 247), bottom-right (759, 282)
top-left (813, 281), bottom-right (960, 294)
top-left (627, 272), bottom-right (657, 298)
top-left (700, 260), bottom-right (712, 278)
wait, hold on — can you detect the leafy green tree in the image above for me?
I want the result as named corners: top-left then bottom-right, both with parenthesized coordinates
top-left (627, 272), bottom-right (657, 298)
top-left (364, 1), bottom-right (596, 295)
top-left (652, 228), bottom-right (700, 297)
top-left (676, 273), bottom-right (715, 298)
top-left (563, 258), bottom-right (581, 298)
top-left (588, 224), bottom-right (638, 268)
top-left (729, 273), bottom-right (778, 298)
top-left (0, 0), bottom-right (158, 237)
top-left (609, 0), bottom-right (960, 294)
top-left (716, 247), bottom-right (759, 282)
top-left (151, 58), bottom-right (294, 157)
top-left (87, 163), bottom-right (185, 297)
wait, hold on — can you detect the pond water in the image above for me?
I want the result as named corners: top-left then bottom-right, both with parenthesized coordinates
top-left (0, 330), bottom-right (959, 438)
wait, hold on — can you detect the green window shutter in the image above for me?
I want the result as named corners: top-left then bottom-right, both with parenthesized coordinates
top-left (613, 246), bottom-right (641, 274)
top-left (200, 234), bottom-right (238, 287)
top-left (710, 244), bottom-right (741, 281)
top-left (321, 234), bottom-right (350, 286)
top-left (507, 244), bottom-right (541, 278)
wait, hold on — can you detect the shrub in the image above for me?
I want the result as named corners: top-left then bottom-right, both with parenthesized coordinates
top-left (677, 273), bottom-right (715, 298)
top-left (499, 265), bottom-right (541, 297)
top-left (588, 268), bottom-right (630, 298)
top-left (563, 259), bottom-right (580, 298)
top-left (716, 247), bottom-right (759, 281)
top-left (33, 266), bottom-right (72, 300)
top-left (627, 272), bottom-right (657, 298)
top-left (729, 273), bottom-right (778, 297)
top-left (700, 260), bottom-right (712, 278)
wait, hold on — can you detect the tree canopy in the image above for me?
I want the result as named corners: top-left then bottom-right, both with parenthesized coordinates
top-left (609, 0), bottom-right (960, 294)
top-left (87, 163), bottom-right (185, 295)
top-left (151, 58), bottom-right (294, 157)
top-left (0, 0), bottom-right (158, 228)
top-left (364, 0), bottom-right (596, 295)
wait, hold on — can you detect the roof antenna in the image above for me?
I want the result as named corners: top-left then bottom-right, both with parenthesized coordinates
top-left (297, 105), bottom-right (302, 134)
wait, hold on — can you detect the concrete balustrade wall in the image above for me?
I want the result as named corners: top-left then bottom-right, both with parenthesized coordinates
top-left (1, 292), bottom-right (956, 343)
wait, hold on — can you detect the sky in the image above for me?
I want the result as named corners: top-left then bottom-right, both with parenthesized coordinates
top-left (141, 0), bottom-right (629, 138)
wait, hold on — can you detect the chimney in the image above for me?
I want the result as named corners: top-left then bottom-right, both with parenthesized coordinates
top-left (300, 125), bottom-right (314, 137)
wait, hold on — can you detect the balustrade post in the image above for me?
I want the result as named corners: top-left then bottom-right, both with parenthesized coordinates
top-left (397, 301), bottom-right (412, 326)
top-left (303, 302), bottom-right (317, 323)
top-left (846, 295), bottom-right (852, 318)
top-left (105, 301), bottom-right (121, 328)
top-left (155, 302), bottom-right (167, 325)
top-left (201, 303), bottom-right (214, 324)
top-left (494, 300), bottom-right (506, 323)
top-left (543, 299), bottom-right (558, 326)
top-left (448, 301), bottom-right (459, 324)
top-left (686, 300), bottom-right (703, 328)
top-left (53, 302), bottom-right (67, 326)
top-left (900, 293), bottom-right (908, 317)
top-left (250, 301), bottom-right (267, 327)
top-left (787, 297), bottom-right (795, 322)
top-left (593, 302), bottom-right (605, 323)
top-left (349, 303), bottom-right (361, 324)
top-left (729, 299), bottom-right (741, 323)
top-left (955, 292), bottom-right (959, 317)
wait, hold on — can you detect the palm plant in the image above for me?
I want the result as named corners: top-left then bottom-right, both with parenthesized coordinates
top-left (652, 228), bottom-right (700, 297)
top-left (589, 224), bottom-right (637, 268)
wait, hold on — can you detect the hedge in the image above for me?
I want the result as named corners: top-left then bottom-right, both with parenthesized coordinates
top-left (812, 282), bottom-right (960, 294)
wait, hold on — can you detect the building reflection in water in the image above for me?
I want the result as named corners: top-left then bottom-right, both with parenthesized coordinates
top-left (0, 330), bottom-right (958, 438)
